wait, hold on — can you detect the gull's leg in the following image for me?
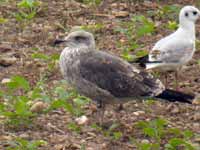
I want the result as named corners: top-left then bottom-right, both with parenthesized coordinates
top-left (117, 104), bottom-right (123, 111)
top-left (165, 74), bottom-right (168, 88)
top-left (97, 100), bottom-right (105, 126)
top-left (175, 71), bottom-right (179, 91)
top-left (114, 104), bottom-right (123, 123)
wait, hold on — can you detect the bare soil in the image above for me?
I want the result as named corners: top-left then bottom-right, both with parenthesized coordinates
top-left (0, 0), bottom-right (200, 150)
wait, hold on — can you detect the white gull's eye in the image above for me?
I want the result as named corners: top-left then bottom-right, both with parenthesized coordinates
top-left (193, 11), bottom-right (197, 15)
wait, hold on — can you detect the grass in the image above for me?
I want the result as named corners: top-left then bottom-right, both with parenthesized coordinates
top-left (0, 1), bottom-right (200, 149)
top-left (0, 74), bottom-right (90, 129)
top-left (115, 15), bottom-right (155, 61)
top-left (75, 0), bottom-right (102, 6)
top-left (15, 0), bottom-right (42, 22)
top-left (6, 138), bottom-right (47, 150)
top-left (132, 118), bottom-right (197, 150)
top-left (114, 4), bottom-right (181, 62)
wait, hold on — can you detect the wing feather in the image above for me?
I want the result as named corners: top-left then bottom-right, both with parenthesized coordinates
top-left (150, 39), bottom-right (194, 63)
top-left (79, 51), bottom-right (164, 98)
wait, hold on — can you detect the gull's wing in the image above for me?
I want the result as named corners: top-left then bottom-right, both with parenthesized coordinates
top-left (150, 37), bottom-right (194, 63)
top-left (79, 51), bottom-right (164, 98)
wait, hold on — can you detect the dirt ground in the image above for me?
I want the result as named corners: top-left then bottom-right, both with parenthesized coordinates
top-left (0, 0), bottom-right (200, 150)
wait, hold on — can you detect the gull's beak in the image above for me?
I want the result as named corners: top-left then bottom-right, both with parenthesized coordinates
top-left (53, 39), bottom-right (67, 45)
top-left (198, 9), bottom-right (200, 16)
top-left (54, 34), bottom-right (71, 46)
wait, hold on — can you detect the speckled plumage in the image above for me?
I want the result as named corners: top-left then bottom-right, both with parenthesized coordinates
top-left (57, 30), bottom-right (194, 124)
top-left (60, 47), bottom-right (165, 104)
top-left (58, 31), bottom-right (171, 105)
top-left (56, 31), bottom-right (193, 123)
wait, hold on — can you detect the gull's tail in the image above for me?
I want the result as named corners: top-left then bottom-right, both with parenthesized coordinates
top-left (156, 89), bottom-right (194, 104)
top-left (133, 55), bottom-right (163, 70)
top-left (146, 62), bottom-right (163, 70)
top-left (133, 55), bottom-right (148, 68)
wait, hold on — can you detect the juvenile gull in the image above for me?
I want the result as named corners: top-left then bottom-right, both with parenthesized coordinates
top-left (56, 30), bottom-right (194, 123)
top-left (135, 6), bottom-right (200, 90)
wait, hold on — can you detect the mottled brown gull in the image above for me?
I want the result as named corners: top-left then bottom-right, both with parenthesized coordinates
top-left (55, 30), bottom-right (194, 123)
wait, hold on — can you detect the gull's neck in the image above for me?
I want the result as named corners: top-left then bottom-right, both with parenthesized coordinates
top-left (65, 44), bottom-right (94, 56)
top-left (178, 21), bottom-right (195, 40)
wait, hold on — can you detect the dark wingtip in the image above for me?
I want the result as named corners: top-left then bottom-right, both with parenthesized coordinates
top-left (130, 55), bottom-right (148, 68)
top-left (138, 62), bottom-right (146, 68)
top-left (156, 89), bottom-right (195, 104)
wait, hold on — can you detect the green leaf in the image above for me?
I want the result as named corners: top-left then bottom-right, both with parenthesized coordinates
top-left (126, 42), bottom-right (139, 51)
top-left (27, 140), bottom-right (47, 150)
top-left (81, 0), bottom-right (102, 6)
top-left (183, 130), bottom-right (194, 140)
top-left (166, 138), bottom-right (195, 150)
top-left (7, 138), bottom-right (46, 150)
top-left (136, 50), bottom-right (148, 57)
top-left (162, 5), bottom-right (180, 14)
top-left (143, 127), bottom-right (156, 138)
top-left (0, 17), bottom-right (8, 24)
top-left (168, 128), bottom-right (182, 137)
top-left (121, 51), bottom-right (135, 62)
top-left (49, 100), bottom-right (66, 110)
top-left (113, 131), bottom-right (122, 140)
top-left (14, 97), bottom-right (32, 117)
top-left (18, 0), bottom-right (34, 9)
top-left (197, 60), bottom-right (200, 66)
top-left (15, 13), bottom-right (24, 22)
top-left (49, 99), bottom-right (74, 114)
top-left (0, 103), bottom-right (5, 112)
top-left (154, 118), bottom-right (167, 128)
top-left (67, 122), bottom-right (81, 133)
top-left (109, 123), bottom-right (120, 131)
top-left (137, 24), bottom-right (154, 37)
top-left (50, 54), bottom-right (60, 61)
top-left (81, 23), bottom-right (104, 32)
top-left (139, 143), bottom-right (152, 150)
top-left (167, 21), bottom-right (178, 30)
top-left (73, 96), bottom-right (90, 106)
top-left (32, 53), bottom-right (50, 60)
top-left (0, 90), bottom-right (3, 98)
top-left (136, 121), bottom-right (148, 128)
top-left (133, 15), bottom-right (155, 37)
top-left (26, 11), bottom-right (36, 20)
top-left (7, 76), bottom-right (30, 91)
top-left (63, 102), bottom-right (74, 114)
top-left (55, 87), bottom-right (70, 100)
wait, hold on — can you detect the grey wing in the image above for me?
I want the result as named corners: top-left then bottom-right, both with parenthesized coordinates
top-left (79, 51), bottom-right (164, 98)
top-left (150, 40), bottom-right (194, 63)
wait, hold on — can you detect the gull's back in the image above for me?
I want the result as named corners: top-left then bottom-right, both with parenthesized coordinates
top-left (149, 27), bottom-right (195, 67)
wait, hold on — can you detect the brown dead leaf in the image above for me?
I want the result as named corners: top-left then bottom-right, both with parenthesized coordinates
top-left (112, 11), bottom-right (129, 17)
top-left (30, 101), bottom-right (48, 113)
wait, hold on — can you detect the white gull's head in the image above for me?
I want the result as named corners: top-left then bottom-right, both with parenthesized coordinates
top-left (179, 6), bottom-right (200, 27)
top-left (64, 30), bottom-right (95, 50)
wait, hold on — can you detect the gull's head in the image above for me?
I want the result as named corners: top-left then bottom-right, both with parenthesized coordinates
top-left (179, 6), bottom-right (200, 25)
top-left (54, 30), bottom-right (95, 50)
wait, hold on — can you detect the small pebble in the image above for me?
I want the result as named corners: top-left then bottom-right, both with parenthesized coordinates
top-left (141, 139), bottom-right (150, 144)
top-left (1, 78), bottom-right (11, 84)
top-left (133, 111), bottom-right (145, 116)
top-left (193, 112), bottom-right (200, 121)
top-left (30, 101), bottom-right (48, 113)
top-left (75, 115), bottom-right (89, 125)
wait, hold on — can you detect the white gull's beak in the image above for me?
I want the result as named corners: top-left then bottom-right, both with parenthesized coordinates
top-left (197, 9), bottom-right (200, 16)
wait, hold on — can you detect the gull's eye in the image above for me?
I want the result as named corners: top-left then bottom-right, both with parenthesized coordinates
top-left (193, 11), bottom-right (197, 15)
top-left (185, 12), bottom-right (189, 17)
top-left (75, 36), bottom-right (85, 41)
